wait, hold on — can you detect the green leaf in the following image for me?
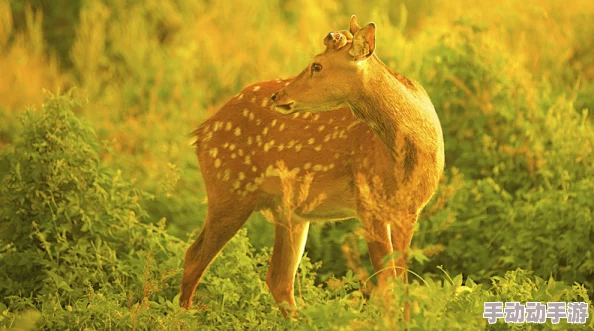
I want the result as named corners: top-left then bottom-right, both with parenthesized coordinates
top-left (46, 270), bottom-right (73, 292)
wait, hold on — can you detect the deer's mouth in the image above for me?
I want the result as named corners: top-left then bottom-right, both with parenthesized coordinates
top-left (274, 102), bottom-right (296, 114)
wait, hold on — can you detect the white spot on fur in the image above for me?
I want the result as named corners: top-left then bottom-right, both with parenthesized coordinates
top-left (263, 140), bottom-right (276, 152)
top-left (213, 121), bottom-right (223, 131)
top-left (347, 121), bottom-right (359, 130)
top-left (265, 165), bottom-right (280, 177)
top-left (233, 180), bottom-right (241, 190)
top-left (203, 131), bottom-right (213, 142)
top-left (254, 175), bottom-right (265, 184)
top-left (245, 182), bottom-right (259, 192)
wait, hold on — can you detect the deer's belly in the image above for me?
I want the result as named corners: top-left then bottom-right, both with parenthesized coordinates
top-left (291, 206), bottom-right (358, 222)
top-left (256, 172), bottom-right (358, 223)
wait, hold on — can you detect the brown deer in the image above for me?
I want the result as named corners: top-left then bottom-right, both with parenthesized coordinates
top-left (180, 16), bottom-right (444, 318)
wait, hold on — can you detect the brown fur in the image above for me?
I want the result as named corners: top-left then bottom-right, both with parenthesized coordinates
top-left (180, 16), bottom-right (445, 319)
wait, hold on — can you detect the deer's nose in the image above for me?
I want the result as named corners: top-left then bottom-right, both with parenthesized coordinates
top-left (271, 92), bottom-right (278, 102)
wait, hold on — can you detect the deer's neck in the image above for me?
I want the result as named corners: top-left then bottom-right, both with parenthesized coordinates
top-left (347, 56), bottom-right (441, 159)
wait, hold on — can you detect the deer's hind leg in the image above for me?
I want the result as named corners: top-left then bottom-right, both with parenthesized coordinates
top-left (179, 197), bottom-right (256, 309)
top-left (266, 211), bottom-right (310, 318)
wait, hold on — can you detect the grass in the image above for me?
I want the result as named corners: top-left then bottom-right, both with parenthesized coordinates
top-left (1, 0), bottom-right (593, 329)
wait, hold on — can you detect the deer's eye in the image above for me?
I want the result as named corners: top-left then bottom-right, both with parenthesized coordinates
top-left (312, 63), bottom-right (323, 72)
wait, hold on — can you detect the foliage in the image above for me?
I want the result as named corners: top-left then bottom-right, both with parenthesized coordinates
top-left (413, 16), bottom-right (594, 297)
top-left (1, 0), bottom-right (593, 329)
top-left (0, 93), bottom-right (191, 329)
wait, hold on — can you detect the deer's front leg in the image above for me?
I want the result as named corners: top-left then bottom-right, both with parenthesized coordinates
top-left (390, 211), bottom-right (418, 280)
top-left (361, 217), bottom-right (397, 290)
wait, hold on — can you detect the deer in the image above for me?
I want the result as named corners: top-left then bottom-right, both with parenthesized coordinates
top-left (180, 15), bottom-right (445, 318)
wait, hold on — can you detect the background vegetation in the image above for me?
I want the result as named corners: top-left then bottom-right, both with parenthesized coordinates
top-left (1, 0), bottom-right (593, 329)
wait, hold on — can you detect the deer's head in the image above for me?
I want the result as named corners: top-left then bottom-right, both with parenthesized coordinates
top-left (271, 15), bottom-right (376, 114)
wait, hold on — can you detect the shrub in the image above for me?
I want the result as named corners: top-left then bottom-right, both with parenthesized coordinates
top-left (414, 18), bottom-right (594, 297)
top-left (0, 93), bottom-right (192, 329)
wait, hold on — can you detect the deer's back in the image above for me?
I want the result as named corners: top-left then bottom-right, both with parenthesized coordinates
top-left (193, 78), bottom-right (437, 219)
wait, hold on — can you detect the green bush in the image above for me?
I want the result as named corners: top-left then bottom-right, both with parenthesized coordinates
top-left (2, 0), bottom-right (594, 329)
top-left (413, 18), bottom-right (594, 297)
top-left (0, 93), bottom-right (192, 329)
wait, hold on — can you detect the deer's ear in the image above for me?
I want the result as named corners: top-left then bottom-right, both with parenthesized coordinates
top-left (349, 15), bottom-right (360, 34)
top-left (349, 22), bottom-right (375, 60)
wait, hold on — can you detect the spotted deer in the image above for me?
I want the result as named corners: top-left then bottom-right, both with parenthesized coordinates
top-left (180, 16), bottom-right (444, 317)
